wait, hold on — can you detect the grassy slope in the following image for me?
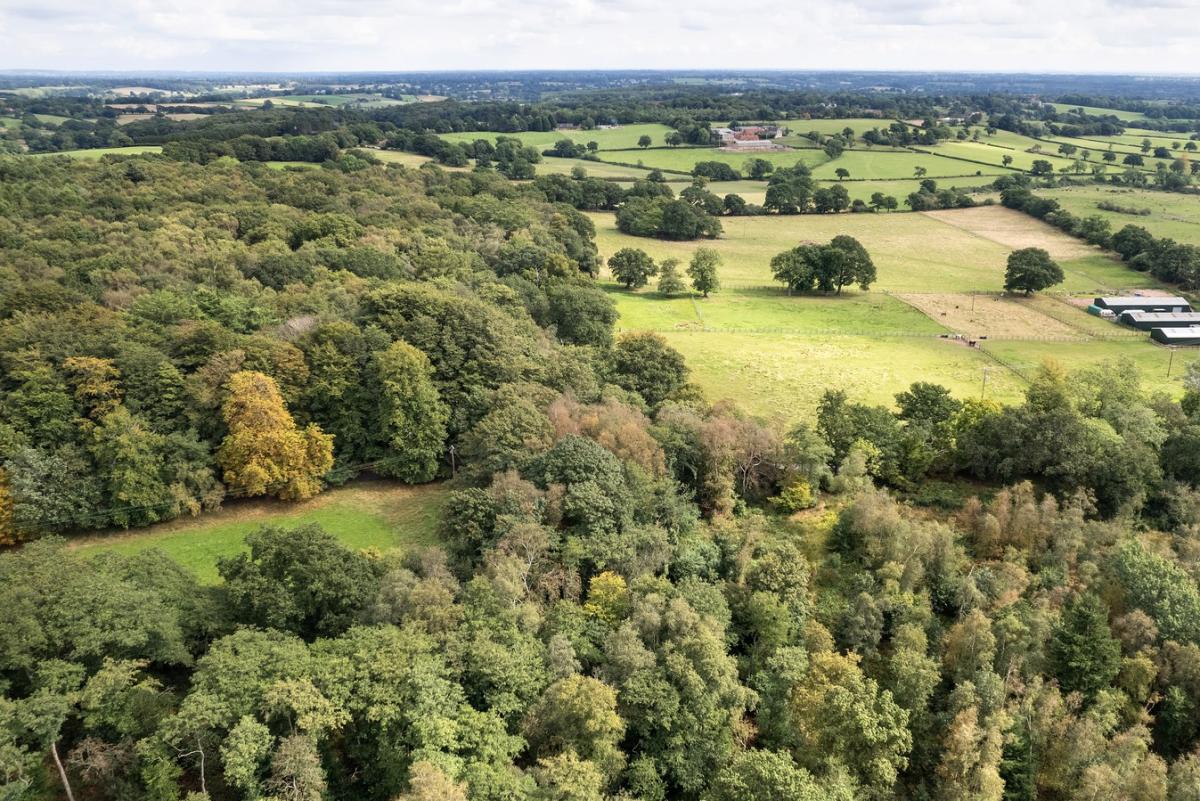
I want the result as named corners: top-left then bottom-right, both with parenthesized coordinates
top-left (71, 482), bottom-right (448, 583)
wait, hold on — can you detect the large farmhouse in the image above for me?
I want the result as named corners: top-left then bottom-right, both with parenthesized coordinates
top-left (711, 125), bottom-right (785, 150)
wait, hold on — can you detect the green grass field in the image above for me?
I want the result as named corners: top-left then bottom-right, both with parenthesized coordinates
top-left (1048, 103), bottom-right (1148, 122)
top-left (1038, 135), bottom-right (1176, 172)
top-left (590, 205), bottom-right (1148, 294)
top-left (597, 146), bottom-right (828, 175)
top-left (535, 157), bottom-right (672, 181)
top-left (810, 148), bottom-right (1005, 181)
top-left (31, 113), bottom-right (72, 125)
top-left (71, 482), bottom-right (448, 583)
top-left (32, 145), bottom-right (163, 159)
top-left (932, 140), bottom-right (1073, 173)
top-left (1040, 185), bottom-right (1200, 245)
top-left (440, 124), bottom-right (678, 153)
top-left (663, 330), bottom-right (1028, 419)
top-left (781, 118), bottom-right (902, 137)
top-left (591, 204), bottom-right (1186, 419)
top-left (819, 176), bottom-right (1000, 204)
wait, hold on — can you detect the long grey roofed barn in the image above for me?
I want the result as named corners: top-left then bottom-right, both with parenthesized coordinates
top-left (1119, 311), bottom-right (1200, 330)
top-left (1095, 296), bottom-right (1192, 313)
top-left (1151, 326), bottom-right (1200, 345)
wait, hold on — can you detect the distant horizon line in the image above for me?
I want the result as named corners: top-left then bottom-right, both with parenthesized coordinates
top-left (5, 68), bottom-right (1200, 79)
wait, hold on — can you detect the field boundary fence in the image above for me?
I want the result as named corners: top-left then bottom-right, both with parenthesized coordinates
top-left (976, 345), bottom-right (1033, 382)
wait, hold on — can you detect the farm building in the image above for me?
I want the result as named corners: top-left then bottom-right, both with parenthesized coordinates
top-left (1094, 296), bottom-right (1192, 314)
top-left (1118, 311), bottom-right (1200, 330)
top-left (1151, 326), bottom-right (1200, 346)
top-left (711, 125), bottom-right (781, 146)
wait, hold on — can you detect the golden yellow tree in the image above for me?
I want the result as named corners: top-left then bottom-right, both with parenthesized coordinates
top-left (217, 371), bottom-right (333, 501)
top-left (63, 355), bottom-right (122, 420)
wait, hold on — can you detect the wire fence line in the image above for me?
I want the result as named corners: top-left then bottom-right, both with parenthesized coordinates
top-left (976, 346), bottom-right (1034, 382)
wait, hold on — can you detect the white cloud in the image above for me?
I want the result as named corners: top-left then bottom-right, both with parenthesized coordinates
top-left (0, 0), bottom-right (1197, 72)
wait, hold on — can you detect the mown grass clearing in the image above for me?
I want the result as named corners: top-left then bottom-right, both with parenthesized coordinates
top-left (264, 161), bottom-right (322, 170)
top-left (70, 481), bottom-right (448, 583)
top-left (32, 145), bottom-right (164, 159)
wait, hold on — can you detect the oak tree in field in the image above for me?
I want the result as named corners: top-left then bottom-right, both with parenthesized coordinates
top-left (688, 248), bottom-right (722, 297)
top-left (1004, 247), bottom-right (1063, 294)
top-left (771, 236), bottom-right (876, 295)
top-left (637, 135), bottom-right (652, 148)
top-left (825, 235), bottom-right (877, 293)
top-left (217, 371), bottom-right (334, 500)
top-left (835, 167), bottom-right (850, 180)
top-left (656, 258), bottom-right (687, 295)
top-left (1030, 159), bottom-right (1054, 176)
top-left (608, 248), bottom-right (657, 289)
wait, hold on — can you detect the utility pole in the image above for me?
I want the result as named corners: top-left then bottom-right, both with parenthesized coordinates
top-left (1168, 346), bottom-right (1176, 378)
top-left (981, 367), bottom-right (991, 399)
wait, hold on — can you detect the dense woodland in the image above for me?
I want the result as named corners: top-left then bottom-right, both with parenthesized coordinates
top-left (1, 152), bottom-right (1200, 801)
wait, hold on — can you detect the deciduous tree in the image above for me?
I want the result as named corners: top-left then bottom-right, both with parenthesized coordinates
top-left (216, 371), bottom-right (334, 501)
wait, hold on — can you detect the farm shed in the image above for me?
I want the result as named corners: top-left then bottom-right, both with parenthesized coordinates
top-left (1094, 296), bottom-right (1192, 314)
top-left (1118, 311), bottom-right (1200, 330)
top-left (1151, 326), bottom-right (1200, 346)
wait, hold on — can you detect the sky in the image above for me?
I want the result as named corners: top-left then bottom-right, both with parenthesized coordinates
top-left (1, 0), bottom-right (1199, 74)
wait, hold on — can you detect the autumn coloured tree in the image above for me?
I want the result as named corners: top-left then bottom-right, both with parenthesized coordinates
top-left (217, 371), bottom-right (334, 500)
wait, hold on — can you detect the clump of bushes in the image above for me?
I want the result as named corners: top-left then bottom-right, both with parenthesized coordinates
top-left (1098, 200), bottom-right (1152, 216)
